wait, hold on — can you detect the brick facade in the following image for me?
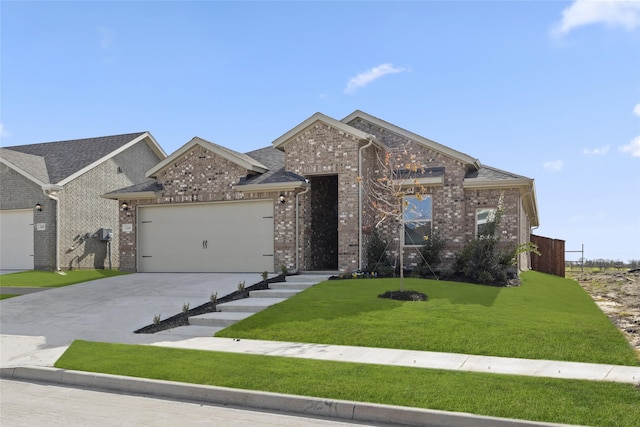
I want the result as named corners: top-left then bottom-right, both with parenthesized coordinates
top-left (115, 112), bottom-right (537, 274)
top-left (1, 137), bottom-right (163, 271)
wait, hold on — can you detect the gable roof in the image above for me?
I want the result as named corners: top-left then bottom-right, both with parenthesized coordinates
top-left (1, 131), bottom-right (165, 186)
top-left (465, 164), bottom-right (539, 227)
top-left (146, 136), bottom-right (268, 179)
top-left (271, 112), bottom-right (382, 149)
top-left (0, 148), bottom-right (50, 185)
top-left (341, 110), bottom-right (481, 170)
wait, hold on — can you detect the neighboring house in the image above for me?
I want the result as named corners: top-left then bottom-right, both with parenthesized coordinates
top-left (0, 132), bottom-right (166, 271)
top-left (105, 111), bottom-right (539, 274)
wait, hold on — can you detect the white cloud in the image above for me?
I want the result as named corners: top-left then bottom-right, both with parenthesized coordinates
top-left (97, 26), bottom-right (116, 49)
top-left (0, 123), bottom-right (10, 138)
top-left (619, 135), bottom-right (640, 157)
top-left (634, 103), bottom-right (640, 117)
top-left (551, 0), bottom-right (640, 37)
top-left (543, 160), bottom-right (564, 172)
top-left (583, 145), bottom-right (610, 155)
top-left (344, 63), bottom-right (406, 95)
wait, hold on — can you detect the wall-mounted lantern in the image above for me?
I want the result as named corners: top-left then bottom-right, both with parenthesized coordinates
top-left (121, 201), bottom-right (129, 211)
top-left (35, 203), bottom-right (42, 212)
top-left (279, 194), bottom-right (286, 204)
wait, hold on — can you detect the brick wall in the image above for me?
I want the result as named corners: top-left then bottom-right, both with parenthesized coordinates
top-left (0, 164), bottom-right (57, 269)
top-left (346, 117), bottom-right (526, 272)
top-left (118, 144), bottom-right (292, 272)
top-left (58, 140), bottom-right (162, 270)
top-left (282, 121), bottom-right (365, 272)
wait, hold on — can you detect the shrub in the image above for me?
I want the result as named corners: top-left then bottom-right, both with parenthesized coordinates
top-left (454, 193), bottom-right (538, 286)
top-left (412, 230), bottom-right (446, 278)
top-left (366, 230), bottom-right (394, 277)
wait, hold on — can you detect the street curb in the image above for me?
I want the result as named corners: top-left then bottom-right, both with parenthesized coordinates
top-left (1, 366), bottom-right (572, 427)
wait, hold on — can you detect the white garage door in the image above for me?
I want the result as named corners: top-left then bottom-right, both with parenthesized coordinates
top-left (0, 209), bottom-right (34, 270)
top-left (138, 200), bottom-right (274, 272)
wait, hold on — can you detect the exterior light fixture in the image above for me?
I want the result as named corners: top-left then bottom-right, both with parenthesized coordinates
top-left (35, 203), bottom-right (42, 212)
top-left (279, 195), bottom-right (286, 204)
top-left (121, 201), bottom-right (129, 211)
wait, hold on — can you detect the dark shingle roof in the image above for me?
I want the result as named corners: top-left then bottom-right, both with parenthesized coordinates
top-left (240, 146), bottom-right (305, 185)
top-left (465, 165), bottom-right (531, 181)
top-left (3, 132), bottom-right (146, 183)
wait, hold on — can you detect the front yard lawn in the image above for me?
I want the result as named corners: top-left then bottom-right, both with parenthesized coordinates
top-left (0, 270), bottom-right (128, 288)
top-left (216, 271), bottom-right (639, 366)
top-left (55, 340), bottom-right (640, 427)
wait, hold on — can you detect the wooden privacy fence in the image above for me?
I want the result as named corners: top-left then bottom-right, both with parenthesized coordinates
top-left (530, 234), bottom-right (565, 277)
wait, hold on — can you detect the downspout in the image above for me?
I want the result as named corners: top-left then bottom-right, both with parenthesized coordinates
top-left (295, 184), bottom-right (310, 273)
top-left (520, 188), bottom-right (537, 272)
top-left (358, 136), bottom-right (375, 271)
top-left (42, 186), bottom-right (64, 274)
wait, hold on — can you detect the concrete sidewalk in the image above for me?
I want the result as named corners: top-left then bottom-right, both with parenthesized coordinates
top-left (150, 337), bottom-right (640, 384)
top-left (1, 271), bottom-right (639, 427)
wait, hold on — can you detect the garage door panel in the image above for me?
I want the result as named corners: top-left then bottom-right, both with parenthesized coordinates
top-left (0, 210), bottom-right (34, 270)
top-left (138, 201), bottom-right (274, 272)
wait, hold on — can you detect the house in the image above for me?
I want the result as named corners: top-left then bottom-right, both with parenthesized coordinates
top-left (0, 132), bottom-right (166, 271)
top-left (105, 111), bottom-right (539, 274)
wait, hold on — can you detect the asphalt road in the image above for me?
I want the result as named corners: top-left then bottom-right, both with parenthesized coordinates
top-left (0, 380), bottom-right (390, 427)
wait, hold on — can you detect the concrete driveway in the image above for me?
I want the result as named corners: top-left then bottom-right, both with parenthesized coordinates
top-left (0, 273), bottom-right (261, 368)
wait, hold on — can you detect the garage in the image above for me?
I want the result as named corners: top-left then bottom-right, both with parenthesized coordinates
top-left (0, 209), bottom-right (34, 270)
top-left (137, 200), bottom-right (274, 272)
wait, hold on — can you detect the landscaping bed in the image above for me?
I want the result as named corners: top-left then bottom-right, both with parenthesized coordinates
top-left (134, 274), bottom-right (286, 333)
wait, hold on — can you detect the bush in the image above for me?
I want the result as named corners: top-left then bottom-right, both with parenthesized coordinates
top-left (453, 194), bottom-right (537, 286)
top-left (365, 230), bottom-right (395, 277)
top-left (412, 230), bottom-right (446, 278)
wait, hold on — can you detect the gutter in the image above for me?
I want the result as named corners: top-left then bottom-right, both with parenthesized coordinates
top-left (42, 185), bottom-right (64, 274)
top-left (358, 136), bottom-right (376, 271)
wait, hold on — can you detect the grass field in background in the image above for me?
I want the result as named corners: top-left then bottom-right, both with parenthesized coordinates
top-left (55, 340), bottom-right (640, 427)
top-left (0, 270), bottom-right (128, 288)
top-left (217, 271), bottom-right (638, 366)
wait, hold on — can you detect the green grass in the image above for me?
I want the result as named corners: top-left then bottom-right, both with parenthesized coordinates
top-left (0, 270), bottom-right (128, 288)
top-left (55, 340), bottom-right (640, 427)
top-left (217, 271), bottom-right (639, 366)
top-left (0, 294), bottom-right (19, 300)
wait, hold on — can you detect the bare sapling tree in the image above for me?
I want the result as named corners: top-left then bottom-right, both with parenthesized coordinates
top-left (364, 147), bottom-right (429, 291)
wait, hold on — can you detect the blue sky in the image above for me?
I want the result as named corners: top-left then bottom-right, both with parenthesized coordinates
top-left (1, 1), bottom-right (639, 262)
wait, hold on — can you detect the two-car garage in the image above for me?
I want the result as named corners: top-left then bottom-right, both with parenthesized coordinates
top-left (137, 200), bottom-right (274, 273)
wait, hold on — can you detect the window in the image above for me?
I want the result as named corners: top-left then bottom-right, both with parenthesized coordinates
top-left (403, 195), bottom-right (432, 246)
top-left (476, 208), bottom-right (497, 236)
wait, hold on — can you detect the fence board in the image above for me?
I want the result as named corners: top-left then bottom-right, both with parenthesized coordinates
top-left (530, 234), bottom-right (565, 277)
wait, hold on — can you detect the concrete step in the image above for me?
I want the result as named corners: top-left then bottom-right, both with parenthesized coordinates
top-left (216, 297), bottom-right (287, 313)
top-left (249, 289), bottom-right (301, 298)
top-left (189, 311), bottom-right (253, 327)
top-left (269, 282), bottom-right (314, 290)
top-left (153, 324), bottom-right (225, 337)
top-left (285, 274), bottom-right (332, 283)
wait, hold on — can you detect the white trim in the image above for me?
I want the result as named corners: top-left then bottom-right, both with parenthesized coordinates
top-left (147, 136), bottom-right (267, 179)
top-left (102, 191), bottom-right (158, 200)
top-left (234, 181), bottom-right (308, 193)
top-left (0, 157), bottom-right (49, 187)
top-left (393, 176), bottom-right (444, 187)
top-left (271, 112), bottom-right (379, 149)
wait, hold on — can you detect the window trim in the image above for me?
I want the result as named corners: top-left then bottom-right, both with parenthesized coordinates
top-left (403, 195), bottom-right (433, 247)
top-left (475, 207), bottom-right (497, 237)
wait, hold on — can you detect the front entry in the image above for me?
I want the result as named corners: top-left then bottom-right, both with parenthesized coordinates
top-left (309, 175), bottom-right (338, 270)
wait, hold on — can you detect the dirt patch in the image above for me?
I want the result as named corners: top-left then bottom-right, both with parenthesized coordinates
top-left (569, 269), bottom-right (640, 356)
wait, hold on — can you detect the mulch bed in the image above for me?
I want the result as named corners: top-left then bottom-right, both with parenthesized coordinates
top-left (135, 274), bottom-right (286, 334)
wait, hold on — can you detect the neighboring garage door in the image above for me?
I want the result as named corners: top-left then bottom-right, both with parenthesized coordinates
top-left (138, 200), bottom-right (274, 272)
top-left (0, 209), bottom-right (34, 270)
